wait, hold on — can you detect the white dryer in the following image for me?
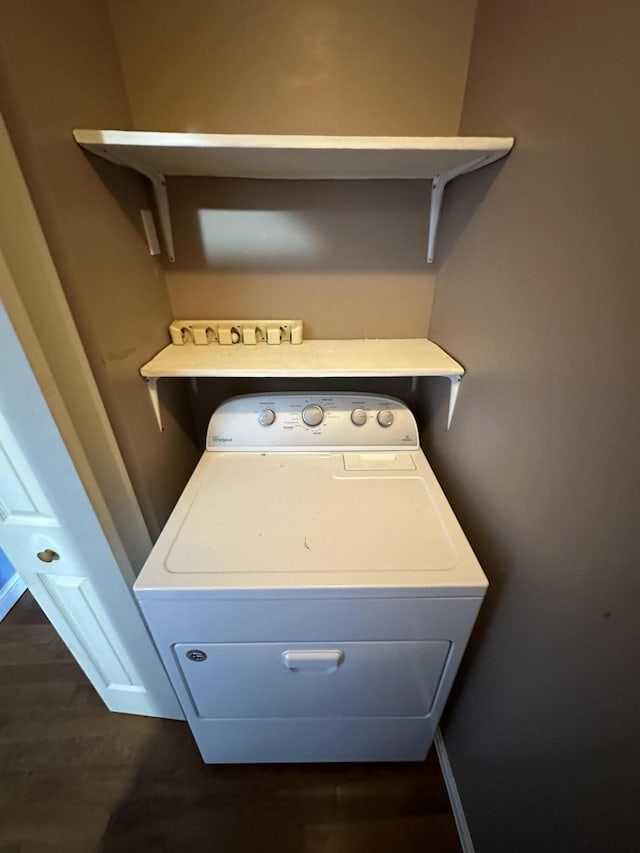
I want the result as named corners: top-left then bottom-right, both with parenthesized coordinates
top-left (134, 392), bottom-right (487, 763)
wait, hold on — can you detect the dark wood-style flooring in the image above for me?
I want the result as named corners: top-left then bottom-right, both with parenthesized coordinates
top-left (0, 592), bottom-right (461, 853)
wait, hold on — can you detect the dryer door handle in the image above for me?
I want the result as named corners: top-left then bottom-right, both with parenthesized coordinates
top-left (282, 649), bottom-right (344, 674)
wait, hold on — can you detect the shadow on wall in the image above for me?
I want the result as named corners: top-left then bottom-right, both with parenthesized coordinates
top-left (411, 156), bottom-right (517, 700)
top-left (75, 157), bottom-right (511, 279)
top-left (187, 376), bottom-right (420, 447)
top-left (167, 177), bottom-right (433, 274)
top-left (432, 156), bottom-right (512, 268)
top-left (81, 152), bottom-right (156, 250)
top-left (418, 387), bottom-right (512, 729)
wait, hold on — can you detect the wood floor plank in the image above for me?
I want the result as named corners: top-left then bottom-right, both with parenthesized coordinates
top-left (305, 814), bottom-right (462, 853)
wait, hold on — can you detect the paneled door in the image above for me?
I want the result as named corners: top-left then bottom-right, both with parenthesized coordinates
top-left (0, 259), bottom-right (182, 719)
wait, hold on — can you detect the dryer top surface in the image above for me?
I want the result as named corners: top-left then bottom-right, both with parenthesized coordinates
top-left (135, 449), bottom-right (487, 599)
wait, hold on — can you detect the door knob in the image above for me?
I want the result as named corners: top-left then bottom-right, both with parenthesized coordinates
top-left (37, 548), bottom-right (60, 563)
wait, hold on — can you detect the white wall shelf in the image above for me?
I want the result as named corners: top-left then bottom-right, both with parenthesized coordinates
top-left (73, 130), bottom-right (514, 263)
top-left (140, 338), bottom-right (464, 432)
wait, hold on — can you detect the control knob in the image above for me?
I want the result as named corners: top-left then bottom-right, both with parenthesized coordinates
top-left (377, 409), bottom-right (394, 428)
top-left (302, 404), bottom-right (324, 427)
top-left (351, 408), bottom-right (367, 426)
top-left (258, 409), bottom-right (276, 426)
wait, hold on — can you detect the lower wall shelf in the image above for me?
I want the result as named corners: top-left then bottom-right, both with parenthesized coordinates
top-left (140, 338), bottom-right (464, 431)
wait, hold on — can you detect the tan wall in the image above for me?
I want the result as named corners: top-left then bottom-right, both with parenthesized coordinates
top-left (0, 0), bottom-right (477, 538)
top-left (422, 2), bottom-right (640, 850)
top-left (109, 0), bottom-right (476, 136)
top-left (109, 0), bottom-right (478, 339)
top-left (164, 176), bottom-right (435, 339)
top-left (0, 0), bottom-right (199, 540)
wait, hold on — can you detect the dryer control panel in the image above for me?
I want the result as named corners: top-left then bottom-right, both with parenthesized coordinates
top-left (206, 393), bottom-right (419, 451)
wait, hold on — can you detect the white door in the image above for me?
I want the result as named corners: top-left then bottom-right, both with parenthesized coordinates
top-left (0, 268), bottom-right (183, 719)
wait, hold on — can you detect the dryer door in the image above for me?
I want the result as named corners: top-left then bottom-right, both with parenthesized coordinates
top-left (174, 640), bottom-right (450, 719)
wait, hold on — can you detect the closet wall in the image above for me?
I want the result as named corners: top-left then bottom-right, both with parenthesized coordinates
top-left (108, 0), bottom-right (478, 340)
top-left (1, 0), bottom-right (477, 534)
top-left (0, 0), bottom-right (476, 536)
top-left (421, 2), bottom-right (640, 850)
top-left (0, 0), bottom-right (198, 539)
top-left (109, 0), bottom-right (476, 136)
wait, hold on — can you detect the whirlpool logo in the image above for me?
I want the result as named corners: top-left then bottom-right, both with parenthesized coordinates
top-left (211, 434), bottom-right (233, 443)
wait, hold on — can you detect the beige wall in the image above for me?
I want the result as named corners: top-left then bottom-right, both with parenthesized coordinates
top-left (0, 0), bottom-right (199, 540)
top-left (422, 2), bottom-right (640, 850)
top-left (109, 0), bottom-right (476, 136)
top-left (109, 0), bottom-right (477, 339)
top-left (164, 176), bottom-right (435, 339)
top-left (0, 0), bottom-right (478, 537)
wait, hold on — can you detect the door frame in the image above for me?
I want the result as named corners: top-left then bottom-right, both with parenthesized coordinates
top-left (0, 569), bottom-right (26, 621)
top-left (0, 112), bottom-right (151, 579)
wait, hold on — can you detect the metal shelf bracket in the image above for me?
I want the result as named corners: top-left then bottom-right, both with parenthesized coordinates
top-left (446, 375), bottom-right (462, 430)
top-left (427, 155), bottom-right (494, 263)
top-left (146, 173), bottom-right (175, 262)
top-left (146, 377), bottom-right (163, 431)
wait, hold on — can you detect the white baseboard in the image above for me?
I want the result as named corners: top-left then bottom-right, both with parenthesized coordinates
top-left (0, 572), bottom-right (26, 621)
top-left (434, 727), bottom-right (475, 853)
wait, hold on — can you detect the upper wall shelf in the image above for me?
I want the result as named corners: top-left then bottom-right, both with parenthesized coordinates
top-left (73, 130), bottom-right (514, 263)
top-left (140, 337), bottom-right (464, 432)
